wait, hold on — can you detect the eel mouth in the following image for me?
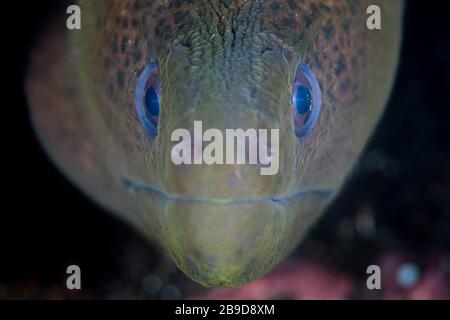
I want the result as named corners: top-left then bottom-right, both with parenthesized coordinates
top-left (122, 177), bottom-right (332, 205)
top-left (122, 176), bottom-right (335, 287)
top-left (123, 177), bottom-right (332, 287)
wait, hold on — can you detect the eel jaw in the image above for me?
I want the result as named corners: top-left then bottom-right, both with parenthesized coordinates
top-left (123, 177), bottom-right (332, 287)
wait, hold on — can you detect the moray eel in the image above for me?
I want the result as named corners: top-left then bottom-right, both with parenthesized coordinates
top-left (27, 0), bottom-right (404, 287)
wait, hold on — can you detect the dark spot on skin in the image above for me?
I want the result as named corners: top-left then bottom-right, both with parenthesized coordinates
top-left (359, 44), bottom-right (366, 54)
top-left (104, 57), bottom-right (112, 69)
top-left (287, 0), bottom-right (297, 10)
top-left (283, 18), bottom-right (296, 29)
top-left (134, 51), bottom-right (142, 64)
top-left (158, 17), bottom-right (166, 28)
top-left (271, 3), bottom-right (280, 13)
top-left (272, 21), bottom-right (280, 31)
top-left (112, 42), bottom-right (118, 54)
top-left (323, 24), bottom-right (334, 40)
top-left (133, 1), bottom-right (142, 12)
top-left (174, 10), bottom-right (188, 22)
top-left (303, 16), bottom-right (312, 30)
top-left (155, 17), bottom-right (172, 39)
top-left (335, 57), bottom-right (347, 76)
top-left (327, 89), bottom-right (335, 102)
top-left (155, 23), bottom-right (172, 40)
top-left (169, 0), bottom-right (183, 9)
top-left (310, 3), bottom-right (319, 15)
top-left (341, 20), bottom-right (351, 33)
top-left (319, 3), bottom-right (331, 13)
top-left (313, 53), bottom-right (323, 70)
top-left (326, 73), bottom-right (333, 82)
top-left (117, 71), bottom-right (125, 90)
top-left (112, 33), bottom-right (118, 54)
top-left (121, 37), bottom-right (130, 54)
top-left (351, 56), bottom-right (358, 69)
top-left (340, 78), bottom-right (351, 93)
top-left (134, 37), bottom-right (140, 50)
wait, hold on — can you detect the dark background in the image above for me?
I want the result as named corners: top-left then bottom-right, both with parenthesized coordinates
top-left (1, 1), bottom-right (449, 299)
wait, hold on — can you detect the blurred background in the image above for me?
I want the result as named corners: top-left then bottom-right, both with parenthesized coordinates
top-left (1, 0), bottom-right (449, 299)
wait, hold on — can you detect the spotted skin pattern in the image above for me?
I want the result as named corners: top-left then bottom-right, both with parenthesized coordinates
top-left (27, 1), bottom-right (403, 287)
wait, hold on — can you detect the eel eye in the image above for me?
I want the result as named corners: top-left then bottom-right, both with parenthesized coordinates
top-left (292, 64), bottom-right (322, 137)
top-left (145, 87), bottom-right (160, 117)
top-left (135, 62), bottom-right (160, 137)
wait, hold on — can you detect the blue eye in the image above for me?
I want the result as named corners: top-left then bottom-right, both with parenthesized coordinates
top-left (145, 87), bottom-right (160, 117)
top-left (294, 85), bottom-right (312, 115)
top-left (292, 64), bottom-right (322, 137)
top-left (135, 62), bottom-right (160, 138)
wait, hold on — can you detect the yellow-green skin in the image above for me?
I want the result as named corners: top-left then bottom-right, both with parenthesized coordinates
top-left (27, 0), bottom-right (404, 287)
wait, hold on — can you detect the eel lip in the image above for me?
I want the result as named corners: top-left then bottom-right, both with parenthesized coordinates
top-left (122, 177), bottom-right (332, 204)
